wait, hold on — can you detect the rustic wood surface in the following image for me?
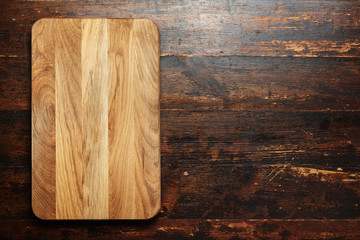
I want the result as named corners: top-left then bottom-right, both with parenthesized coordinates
top-left (0, 0), bottom-right (359, 238)
top-left (32, 18), bottom-right (160, 220)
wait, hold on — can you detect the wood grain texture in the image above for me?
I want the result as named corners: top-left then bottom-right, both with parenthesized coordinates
top-left (1, 0), bottom-right (360, 238)
top-left (107, 19), bottom-right (160, 219)
top-left (31, 18), bottom-right (56, 220)
top-left (54, 18), bottom-right (83, 220)
top-left (81, 19), bottom-right (109, 220)
top-left (3, 56), bottom-right (360, 111)
top-left (4, 109), bottom-right (354, 220)
top-left (160, 56), bottom-right (360, 111)
top-left (31, 18), bottom-right (160, 220)
top-left (1, 0), bottom-right (360, 58)
top-left (1, 219), bottom-right (360, 240)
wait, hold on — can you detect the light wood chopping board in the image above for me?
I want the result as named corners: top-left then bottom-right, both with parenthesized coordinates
top-left (31, 18), bottom-right (160, 220)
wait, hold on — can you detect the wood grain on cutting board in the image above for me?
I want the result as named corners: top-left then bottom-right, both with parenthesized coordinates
top-left (31, 18), bottom-right (160, 220)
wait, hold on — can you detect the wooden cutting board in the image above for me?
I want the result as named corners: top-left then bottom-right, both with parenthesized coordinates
top-left (31, 18), bottom-right (160, 220)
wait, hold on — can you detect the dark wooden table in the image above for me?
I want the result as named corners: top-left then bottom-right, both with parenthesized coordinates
top-left (1, 0), bottom-right (359, 239)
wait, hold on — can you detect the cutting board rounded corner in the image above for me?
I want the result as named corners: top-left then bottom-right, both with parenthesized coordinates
top-left (140, 18), bottom-right (160, 35)
top-left (144, 201), bottom-right (161, 220)
top-left (32, 18), bottom-right (51, 34)
top-left (31, 199), bottom-right (53, 220)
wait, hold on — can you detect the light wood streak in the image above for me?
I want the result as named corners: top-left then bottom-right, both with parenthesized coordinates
top-left (32, 18), bottom-right (160, 219)
top-left (132, 20), bottom-right (161, 219)
top-left (81, 19), bottom-right (109, 219)
top-left (55, 19), bottom-right (83, 219)
top-left (108, 19), bottom-right (136, 218)
top-left (107, 19), bottom-right (160, 219)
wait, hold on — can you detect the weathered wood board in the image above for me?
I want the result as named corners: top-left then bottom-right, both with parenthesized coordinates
top-left (31, 18), bottom-right (161, 220)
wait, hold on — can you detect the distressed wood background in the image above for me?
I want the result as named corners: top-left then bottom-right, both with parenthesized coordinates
top-left (1, 0), bottom-right (359, 239)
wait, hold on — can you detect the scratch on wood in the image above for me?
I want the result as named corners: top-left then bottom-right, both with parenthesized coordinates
top-left (0, 55), bottom-right (19, 58)
top-left (288, 166), bottom-right (360, 178)
top-left (267, 157), bottom-right (295, 182)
